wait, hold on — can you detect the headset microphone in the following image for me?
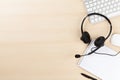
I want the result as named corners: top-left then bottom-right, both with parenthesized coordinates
top-left (75, 47), bottom-right (100, 58)
top-left (75, 13), bottom-right (112, 59)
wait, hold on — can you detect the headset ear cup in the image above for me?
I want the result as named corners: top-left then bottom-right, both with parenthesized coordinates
top-left (81, 32), bottom-right (91, 44)
top-left (94, 36), bottom-right (105, 47)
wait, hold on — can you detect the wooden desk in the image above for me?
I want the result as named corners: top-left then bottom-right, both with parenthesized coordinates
top-left (0, 0), bottom-right (120, 80)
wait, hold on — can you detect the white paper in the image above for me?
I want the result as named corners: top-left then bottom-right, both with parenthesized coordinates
top-left (79, 41), bottom-right (120, 80)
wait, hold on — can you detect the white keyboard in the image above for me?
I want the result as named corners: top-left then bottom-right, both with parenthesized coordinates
top-left (84, 0), bottom-right (120, 23)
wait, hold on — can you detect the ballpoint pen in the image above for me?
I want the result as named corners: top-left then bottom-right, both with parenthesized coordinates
top-left (81, 73), bottom-right (97, 80)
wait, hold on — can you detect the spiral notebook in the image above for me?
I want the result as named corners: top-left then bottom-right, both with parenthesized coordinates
top-left (78, 41), bottom-right (120, 80)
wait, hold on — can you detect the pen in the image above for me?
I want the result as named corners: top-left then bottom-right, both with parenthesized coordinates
top-left (81, 73), bottom-right (97, 80)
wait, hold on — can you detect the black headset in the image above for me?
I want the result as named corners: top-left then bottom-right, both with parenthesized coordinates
top-left (75, 13), bottom-right (112, 58)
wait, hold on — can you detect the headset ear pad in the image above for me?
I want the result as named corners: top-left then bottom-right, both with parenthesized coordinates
top-left (94, 36), bottom-right (105, 47)
top-left (81, 31), bottom-right (91, 44)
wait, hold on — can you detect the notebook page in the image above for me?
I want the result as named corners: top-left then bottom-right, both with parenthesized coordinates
top-left (79, 41), bottom-right (120, 80)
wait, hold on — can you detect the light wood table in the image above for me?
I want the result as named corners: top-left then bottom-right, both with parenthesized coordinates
top-left (0, 0), bottom-right (120, 80)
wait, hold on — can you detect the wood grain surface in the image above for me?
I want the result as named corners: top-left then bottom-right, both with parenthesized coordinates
top-left (0, 0), bottom-right (120, 80)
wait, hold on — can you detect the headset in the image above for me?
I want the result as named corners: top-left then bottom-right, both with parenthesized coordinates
top-left (75, 13), bottom-right (113, 58)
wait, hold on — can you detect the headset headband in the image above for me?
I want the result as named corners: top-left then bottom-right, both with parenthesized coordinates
top-left (81, 13), bottom-right (112, 40)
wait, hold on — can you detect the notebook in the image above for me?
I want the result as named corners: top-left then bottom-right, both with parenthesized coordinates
top-left (78, 41), bottom-right (120, 80)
